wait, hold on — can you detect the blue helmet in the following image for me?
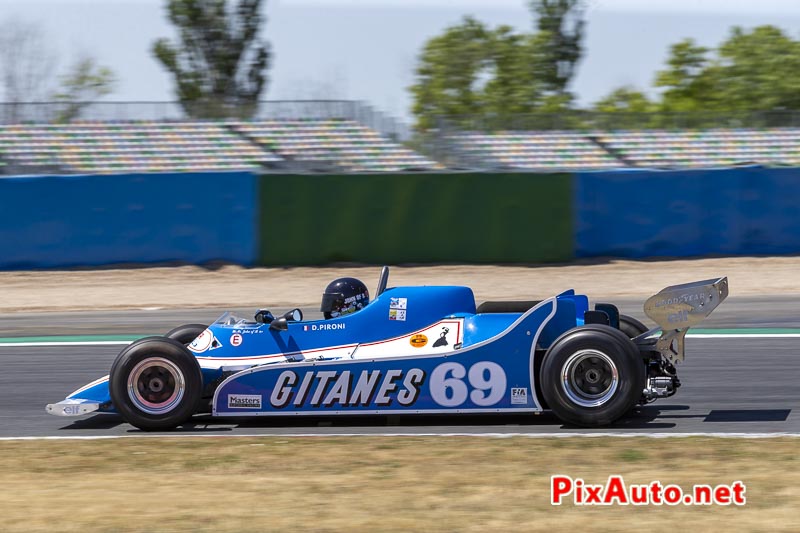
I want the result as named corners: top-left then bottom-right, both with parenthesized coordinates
top-left (320, 277), bottom-right (369, 319)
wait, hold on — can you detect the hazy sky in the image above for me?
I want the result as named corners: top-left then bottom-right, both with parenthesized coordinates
top-left (1, 0), bottom-right (800, 125)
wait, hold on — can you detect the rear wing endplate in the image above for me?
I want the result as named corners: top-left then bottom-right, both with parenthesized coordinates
top-left (642, 277), bottom-right (729, 364)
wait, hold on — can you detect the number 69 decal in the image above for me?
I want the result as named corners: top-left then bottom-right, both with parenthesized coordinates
top-left (430, 361), bottom-right (507, 407)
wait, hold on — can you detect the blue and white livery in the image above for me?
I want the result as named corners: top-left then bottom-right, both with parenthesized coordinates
top-left (47, 267), bottom-right (728, 430)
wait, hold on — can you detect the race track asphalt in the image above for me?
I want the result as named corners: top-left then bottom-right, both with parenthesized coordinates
top-left (1, 299), bottom-right (798, 438)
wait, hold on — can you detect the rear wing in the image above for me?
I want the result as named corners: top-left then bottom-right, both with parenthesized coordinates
top-left (641, 277), bottom-right (729, 364)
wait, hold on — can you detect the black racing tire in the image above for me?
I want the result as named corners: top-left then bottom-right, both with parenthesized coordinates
top-left (165, 323), bottom-right (208, 346)
top-left (540, 325), bottom-right (645, 427)
top-left (619, 314), bottom-right (649, 339)
top-left (109, 336), bottom-right (203, 431)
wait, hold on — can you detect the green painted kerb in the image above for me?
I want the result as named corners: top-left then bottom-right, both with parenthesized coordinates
top-left (257, 173), bottom-right (574, 265)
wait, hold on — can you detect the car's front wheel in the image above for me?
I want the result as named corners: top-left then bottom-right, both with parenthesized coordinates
top-left (109, 337), bottom-right (202, 431)
top-left (165, 323), bottom-right (208, 346)
top-left (540, 325), bottom-right (645, 427)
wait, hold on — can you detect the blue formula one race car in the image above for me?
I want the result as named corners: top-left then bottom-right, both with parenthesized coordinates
top-left (47, 267), bottom-right (728, 430)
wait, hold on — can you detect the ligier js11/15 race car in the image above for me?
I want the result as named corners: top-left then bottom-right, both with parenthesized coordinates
top-left (47, 268), bottom-right (728, 430)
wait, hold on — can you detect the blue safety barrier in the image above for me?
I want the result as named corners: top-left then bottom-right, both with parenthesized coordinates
top-left (575, 166), bottom-right (800, 257)
top-left (0, 172), bottom-right (258, 269)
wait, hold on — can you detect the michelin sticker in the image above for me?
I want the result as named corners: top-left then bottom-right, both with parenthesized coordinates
top-left (432, 327), bottom-right (450, 348)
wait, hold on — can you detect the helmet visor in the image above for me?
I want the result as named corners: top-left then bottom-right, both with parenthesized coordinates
top-left (320, 292), bottom-right (345, 314)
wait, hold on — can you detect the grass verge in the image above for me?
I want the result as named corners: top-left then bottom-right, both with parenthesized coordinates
top-left (1, 436), bottom-right (798, 532)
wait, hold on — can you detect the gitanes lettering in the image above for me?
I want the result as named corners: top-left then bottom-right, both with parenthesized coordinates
top-left (269, 368), bottom-right (425, 409)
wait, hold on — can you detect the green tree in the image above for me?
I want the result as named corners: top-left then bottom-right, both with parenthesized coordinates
top-left (52, 57), bottom-right (116, 122)
top-left (715, 25), bottom-right (800, 111)
top-left (592, 86), bottom-right (657, 128)
top-left (528, 0), bottom-right (585, 99)
top-left (481, 26), bottom-right (542, 124)
top-left (594, 86), bottom-right (654, 113)
top-left (409, 16), bottom-right (491, 131)
top-left (152, 0), bottom-right (270, 118)
top-left (654, 38), bottom-right (719, 113)
top-left (410, 18), bottom-right (561, 131)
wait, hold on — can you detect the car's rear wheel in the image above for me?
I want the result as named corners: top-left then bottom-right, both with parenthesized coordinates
top-left (540, 325), bottom-right (645, 427)
top-left (619, 314), bottom-right (649, 339)
top-left (165, 323), bottom-right (208, 346)
top-left (109, 337), bottom-right (202, 431)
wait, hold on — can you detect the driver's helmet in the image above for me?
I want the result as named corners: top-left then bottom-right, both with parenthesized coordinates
top-left (321, 277), bottom-right (369, 319)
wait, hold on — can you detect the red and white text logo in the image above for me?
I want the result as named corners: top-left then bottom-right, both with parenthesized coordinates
top-left (551, 475), bottom-right (746, 506)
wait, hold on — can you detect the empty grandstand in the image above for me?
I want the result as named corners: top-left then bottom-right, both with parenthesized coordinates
top-left (0, 101), bottom-right (440, 175)
top-left (0, 122), bottom-right (277, 174)
top-left (444, 127), bottom-right (800, 171)
top-left (0, 120), bottom-right (439, 175)
top-left (598, 129), bottom-right (800, 169)
top-left (446, 131), bottom-right (622, 170)
top-left (3, 102), bottom-right (800, 174)
top-left (231, 119), bottom-right (438, 172)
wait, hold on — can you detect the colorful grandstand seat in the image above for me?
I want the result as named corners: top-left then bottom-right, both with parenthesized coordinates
top-left (230, 119), bottom-right (440, 172)
top-left (446, 131), bottom-right (623, 171)
top-left (599, 129), bottom-right (800, 168)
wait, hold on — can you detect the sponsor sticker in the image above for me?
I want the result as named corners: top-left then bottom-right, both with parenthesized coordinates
top-left (511, 387), bottom-right (528, 405)
top-left (304, 323), bottom-right (346, 332)
top-left (432, 326), bottom-right (450, 348)
top-left (227, 394), bottom-right (262, 409)
top-left (232, 327), bottom-right (263, 335)
top-left (189, 329), bottom-right (214, 353)
top-left (266, 360), bottom-right (506, 410)
top-left (410, 334), bottom-right (428, 348)
top-left (230, 333), bottom-right (243, 347)
top-left (390, 297), bottom-right (407, 310)
top-left (389, 309), bottom-right (407, 321)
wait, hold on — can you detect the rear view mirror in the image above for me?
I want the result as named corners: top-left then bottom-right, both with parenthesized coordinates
top-left (270, 318), bottom-right (288, 331)
top-left (284, 308), bottom-right (303, 322)
top-left (270, 309), bottom-right (303, 331)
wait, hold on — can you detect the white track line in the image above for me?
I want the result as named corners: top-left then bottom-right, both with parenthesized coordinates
top-left (0, 341), bottom-right (133, 347)
top-left (2, 432), bottom-right (800, 441)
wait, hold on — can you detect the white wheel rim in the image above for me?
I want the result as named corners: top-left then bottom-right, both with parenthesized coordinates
top-left (127, 357), bottom-right (185, 415)
top-left (561, 349), bottom-right (619, 408)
